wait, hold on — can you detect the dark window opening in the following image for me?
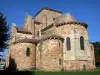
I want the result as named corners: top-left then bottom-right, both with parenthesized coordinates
top-left (59, 59), bottom-right (61, 65)
top-left (80, 36), bottom-right (84, 50)
top-left (66, 37), bottom-right (71, 50)
top-left (59, 41), bottom-right (60, 48)
top-left (53, 18), bottom-right (55, 20)
top-left (26, 48), bottom-right (30, 56)
top-left (37, 31), bottom-right (39, 36)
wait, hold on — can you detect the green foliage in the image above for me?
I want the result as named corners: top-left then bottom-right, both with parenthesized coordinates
top-left (1, 67), bottom-right (100, 75)
top-left (92, 42), bottom-right (100, 56)
top-left (0, 12), bottom-right (9, 52)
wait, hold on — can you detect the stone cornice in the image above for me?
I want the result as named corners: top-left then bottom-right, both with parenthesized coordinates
top-left (13, 39), bottom-right (39, 44)
top-left (34, 20), bottom-right (42, 24)
top-left (40, 34), bottom-right (64, 42)
top-left (41, 21), bottom-right (88, 32)
top-left (12, 35), bottom-right (64, 44)
top-left (56, 21), bottom-right (88, 28)
top-left (17, 28), bottom-right (32, 34)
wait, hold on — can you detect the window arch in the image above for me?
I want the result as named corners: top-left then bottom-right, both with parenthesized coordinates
top-left (80, 36), bottom-right (84, 50)
top-left (26, 48), bottom-right (30, 56)
top-left (66, 37), bottom-right (71, 50)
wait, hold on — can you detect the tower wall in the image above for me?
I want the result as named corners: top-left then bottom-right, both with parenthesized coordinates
top-left (36, 39), bottom-right (63, 71)
top-left (35, 9), bottom-right (61, 29)
top-left (55, 23), bottom-right (95, 70)
top-left (8, 43), bottom-right (36, 70)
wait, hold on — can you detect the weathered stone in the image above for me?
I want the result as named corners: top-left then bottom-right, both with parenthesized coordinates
top-left (6, 8), bottom-right (95, 71)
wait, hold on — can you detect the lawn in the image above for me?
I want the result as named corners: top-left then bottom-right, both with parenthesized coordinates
top-left (0, 67), bottom-right (100, 75)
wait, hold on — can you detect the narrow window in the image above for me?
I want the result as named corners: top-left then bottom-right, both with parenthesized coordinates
top-left (37, 31), bottom-right (39, 36)
top-left (66, 37), bottom-right (71, 50)
top-left (59, 59), bottom-right (61, 65)
top-left (59, 41), bottom-right (60, 48)
top-left (80, 36), bottom-right (84, 50)
top-left (53, 18), bottom-right (55, 20)
top-left (26, 48), bottom-right (30, 56)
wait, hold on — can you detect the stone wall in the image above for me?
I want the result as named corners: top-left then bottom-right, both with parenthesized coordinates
top-left (55, 24), bottom-right (91, 60)
top-left (90, 43), bottom-right (95, 66)
top-left (64, 60), bottom-right (95, 71)
top-left (8, 43), bottom-right (36, 70)
top-left (36, 39), bottom-right (63, 71)
top-left (9, 32), bottom-right (33, 44)
top-left (35, 9), bottom-right (61, 29)
top-left (22, 14), bottom-right (33, 32)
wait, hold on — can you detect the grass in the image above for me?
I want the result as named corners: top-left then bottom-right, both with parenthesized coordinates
top-left (0, 67), bottom-right (100, 75)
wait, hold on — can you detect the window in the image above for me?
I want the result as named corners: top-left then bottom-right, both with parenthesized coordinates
top-left (58, 41), bottom-right (60, 48)
top-left (80, 36), bottom-right (84, 50)
top-left (53, 18), bottom-right (55, 20)
top-left (66, 37), bottom-right (71, 50)
top-left (26, 48), bottom-right (30, 56)
top-left (37, 31), bottom-right (39, 36)
top-left (59, 59), bottom-right (61, 65)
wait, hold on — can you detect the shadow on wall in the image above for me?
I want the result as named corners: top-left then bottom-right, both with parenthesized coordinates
top-left (6, 56), bottom-right (17, 71)
top-left (1, 56), bottom-right (34, 75)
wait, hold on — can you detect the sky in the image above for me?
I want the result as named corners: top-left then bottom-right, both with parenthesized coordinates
top-left (0, 0), bottom-right (100, 58)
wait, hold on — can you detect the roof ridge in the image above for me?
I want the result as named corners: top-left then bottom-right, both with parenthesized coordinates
top-left (34, 7), bottom-right (62, 17)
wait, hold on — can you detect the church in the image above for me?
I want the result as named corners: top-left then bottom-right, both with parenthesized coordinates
top-left (6, 7), bottom-right (95, 71)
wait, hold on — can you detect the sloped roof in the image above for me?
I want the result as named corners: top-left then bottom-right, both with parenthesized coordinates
top-left (54, 12), bottom-right (76, 24)
top-left (56, 21), bottom-right (88, 28)
top-left (13, 39), bottom-right (39, 44)
top-left (17, 28), bottom-right (32, 34)
top-left (41, 34), bottom-right (64, 42)
top-left (35, 7), bottom-right (62, 17)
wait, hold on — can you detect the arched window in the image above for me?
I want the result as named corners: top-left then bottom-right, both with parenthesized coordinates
top-left (26, 48), bottom-right (30, 56)
top-left (80, 36), bottom-right (84, 50)
top-left (66, 37), bottom-right (71, 50)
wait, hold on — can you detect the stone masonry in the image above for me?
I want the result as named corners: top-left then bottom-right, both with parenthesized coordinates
top-left (6, 7), bottom-right (95, 71)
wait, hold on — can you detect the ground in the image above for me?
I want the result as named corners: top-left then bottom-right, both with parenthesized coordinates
top-left (0, 67), bottom-right (100, 75)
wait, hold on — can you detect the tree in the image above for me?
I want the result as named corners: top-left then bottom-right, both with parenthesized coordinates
top-left (92, 42), bottom-right (100, 56)
top-left (0, 12), bottom-right (9, 52)
top-left (92, 41), bottom-right (100, 66)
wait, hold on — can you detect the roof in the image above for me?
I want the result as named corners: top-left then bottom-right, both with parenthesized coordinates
top-left (56, 21), bottom-right (88, 28)
top-left (13, 35), bottom-right (64, 44)
top-left (17, 28), bottom-right (32, 34)
top-left (41, 21), bottom-right (88, 32)
top-left (34, 7), bottom-right (62, 17)
top-left (13, 39), bottom-right (39, 44)
top-left (41, 34), bottom-right (64, 42)
top-left (54, 12), bottom-right (76, 25)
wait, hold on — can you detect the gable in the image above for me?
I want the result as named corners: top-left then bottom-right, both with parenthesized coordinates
top-left (34, 8), bottom-right (62, 26)
top-left (34, 7), bottom-right (62, 17)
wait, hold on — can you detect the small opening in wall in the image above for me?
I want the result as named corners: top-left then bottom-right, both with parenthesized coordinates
top-left (53, 18), bottom-right (55, 20)
top-left (37, 31), bottom-right (39, 36)
top-left (83, 64), bottom-right (86, 71)
top-left (26, 48), bottom-right (30, 56)
top-left (59, 41), bottom-right (60, 48)
top-left (59, 59), bottom-right (61, 65)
